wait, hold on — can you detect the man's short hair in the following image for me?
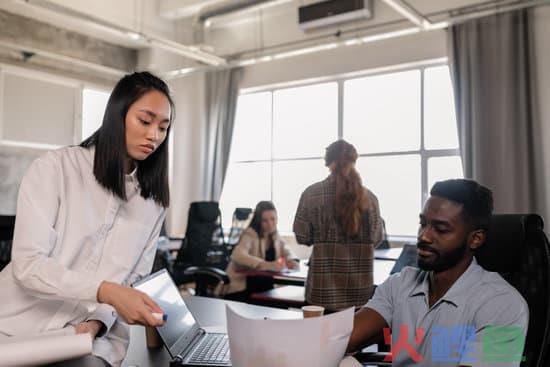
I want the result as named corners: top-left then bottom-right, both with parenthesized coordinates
top-left (430, 179), bottom-right (493, 230)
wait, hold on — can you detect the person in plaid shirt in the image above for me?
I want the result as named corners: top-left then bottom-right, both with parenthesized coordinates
top-left (293, 140), bottom-right (383, 311)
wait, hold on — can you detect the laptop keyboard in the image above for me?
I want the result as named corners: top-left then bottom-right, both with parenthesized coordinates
top-left (189, 334), bottom-right (230, 365)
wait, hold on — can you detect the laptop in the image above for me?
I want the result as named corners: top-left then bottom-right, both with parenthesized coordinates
top-left (133, 269), bottom-right (231, 366)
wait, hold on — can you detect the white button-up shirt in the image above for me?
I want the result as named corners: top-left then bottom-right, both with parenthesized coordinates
top-left (0, 146), bottom-right (166, 366)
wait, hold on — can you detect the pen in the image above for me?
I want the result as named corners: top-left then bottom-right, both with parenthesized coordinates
top-left (152, 312), bottom-right (168, 321)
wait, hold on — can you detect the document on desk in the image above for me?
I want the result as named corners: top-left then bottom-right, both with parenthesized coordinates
top-left (0, 327), bottom-right (93, 366)
top-left (226, 305), bottom-right (353, 367)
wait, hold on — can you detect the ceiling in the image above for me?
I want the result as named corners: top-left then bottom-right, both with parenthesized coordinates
top-left (0, 0), bottom-right (545, 83)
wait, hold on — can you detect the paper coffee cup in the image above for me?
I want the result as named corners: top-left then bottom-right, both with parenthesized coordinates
top-left (302, 305), bottom-right (325, 318)
top-left (145, 326), bottom-right (162, 348)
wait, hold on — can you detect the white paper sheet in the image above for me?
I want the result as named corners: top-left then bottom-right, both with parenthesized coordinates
top-left (0, 328), bottom-right (93, 367)
top-left (226, 305), bottom-right (353, 367)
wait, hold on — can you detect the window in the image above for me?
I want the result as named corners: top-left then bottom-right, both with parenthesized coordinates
top-left (220, 64), bottom-right (463, 237)
top-left (82, 88), bottom-right (110, 141)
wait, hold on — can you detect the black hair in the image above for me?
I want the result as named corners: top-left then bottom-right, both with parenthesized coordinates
top-left (81, 71), bottom-right (174, 207)
top-left (249, 201), bottom-right (277, 237)
top-left (430, 179), bottom-right (493, 230)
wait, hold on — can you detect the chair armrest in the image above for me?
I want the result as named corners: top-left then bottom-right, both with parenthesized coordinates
top-left (184, 266), bottom-right (230, 284)
top-left (353, 352), bottom-right (391, 366)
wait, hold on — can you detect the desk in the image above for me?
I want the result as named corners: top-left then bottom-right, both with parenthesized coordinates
top-left (238, 258), bottom-right (396, 287)
top-left (374, 247), bottom-right (403, 261)
top-left (250, 285), bottom-right (306, 307)
top-left (122, 296), bottom-right (300, 367)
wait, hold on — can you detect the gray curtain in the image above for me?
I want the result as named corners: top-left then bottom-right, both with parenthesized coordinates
top-left (203, 67), bottom-right (243, 200)
top-left (448, 9), bottom-right (546, 215)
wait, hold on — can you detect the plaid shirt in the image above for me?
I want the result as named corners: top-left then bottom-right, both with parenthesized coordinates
top-left (293, 174), bottom-right (383, 310)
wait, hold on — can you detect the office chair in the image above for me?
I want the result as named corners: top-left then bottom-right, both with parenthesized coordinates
top-left (0, 215), bottom-right (15, 271)
top-left (475, 214), bottom-right (550, 367)
top-left (171, 202), bottom-right (230, 297)
top-left (226, 207), bottom-right (252, 246)
top-left (355, 214), bottom-right (550, 367)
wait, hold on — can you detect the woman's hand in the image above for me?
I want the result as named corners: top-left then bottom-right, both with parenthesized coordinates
top-left (75, 320), bottom-right (103, 338)
top-left (286, 260), bottom-right (300, 270)
top-left (97, 281), bottom-right (165, 327)
top-left (257, 260), bottom-right (285, 272)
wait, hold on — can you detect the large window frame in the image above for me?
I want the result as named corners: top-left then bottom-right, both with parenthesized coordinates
top-left (224, 59), bottom-right (461, 239)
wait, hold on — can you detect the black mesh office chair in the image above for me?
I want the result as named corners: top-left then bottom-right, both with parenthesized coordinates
top-left (475, 214), bottom-right (550, 367)
top-left (0, 215), bottom-right (15, 271)
top-left (356, 214), bottom-right (550, 367)
top-left (226, 207), bottom-right (252, 246)
top-left (171, 202), bottom-right (230, 297)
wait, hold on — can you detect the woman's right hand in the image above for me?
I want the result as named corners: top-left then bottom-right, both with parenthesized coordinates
top-left (257, 260), bottom-right (284, 272)
top-left (97, 281), bottom-right (165, 327)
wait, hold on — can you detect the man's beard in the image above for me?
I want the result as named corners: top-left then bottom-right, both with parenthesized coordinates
top-left (417, 239), bottom-right (468, 272)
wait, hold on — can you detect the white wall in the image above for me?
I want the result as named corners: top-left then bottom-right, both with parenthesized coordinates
top-left (534, 6), bottom-right (550, 224)
top-left (240, 29), bottom-right (447, 89)
top-left (167, 73), bottom-right (206, 236)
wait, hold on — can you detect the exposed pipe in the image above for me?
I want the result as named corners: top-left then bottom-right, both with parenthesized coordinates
top-left (199, 0), bottom-right (278, 22)
top-left (381, 0), bottom-right (432, 28)
top-left (0, 39), bottom-right (127, 77)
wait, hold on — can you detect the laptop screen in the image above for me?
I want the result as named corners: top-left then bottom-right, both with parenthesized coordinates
top-left (133, 269), bottom-right (199, 355)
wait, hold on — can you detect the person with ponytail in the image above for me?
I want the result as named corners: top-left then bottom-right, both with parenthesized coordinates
top-left (293, 140), bottom-right (383, 311)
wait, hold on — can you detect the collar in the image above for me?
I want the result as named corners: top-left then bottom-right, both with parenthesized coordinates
top-left (408, 258), bottom-right (483, 308)
top-left (87, 145), bottom-right (139, 189)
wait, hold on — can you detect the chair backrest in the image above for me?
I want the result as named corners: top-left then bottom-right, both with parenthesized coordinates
top-left (227, 207), bottom-right (252, 246)
top-left (0, 215), bottom-right (15, 271)
top-left (174, 202), bottom-right (227, 271)
top-left (475, 214), bottom-right (550, 367)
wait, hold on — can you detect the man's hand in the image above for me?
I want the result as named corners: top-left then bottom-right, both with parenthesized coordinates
top-left (75, 320), bottom-right (103, 338)
top-left (97, 281), bottom-right (165, 327)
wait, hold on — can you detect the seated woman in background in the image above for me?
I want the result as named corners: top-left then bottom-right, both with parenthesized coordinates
top-left (224, 201), bottom-right (299, 300)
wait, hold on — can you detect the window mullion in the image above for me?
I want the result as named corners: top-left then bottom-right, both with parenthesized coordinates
top-left (420, 67), bottom-right (428, 205)
top-left (338, 80), bottom-right (344, 139)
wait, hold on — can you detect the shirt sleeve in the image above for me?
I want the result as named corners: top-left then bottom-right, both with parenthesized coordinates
top-left (86, 303), bottom-right (117, 337)
top-left (11, 153), bottom-right (104, 302)
top-left (125, 209), bottom-right (167, 286)
top-left (293, 190), bottom-right (313, 245)
top-left (366, 192), bottom-right (384, 247)
top-left (230, 231), bottom-right (264, 269)
top-left (459, 292), bottom-right (529, 367)
top-left (364, 272), bottom-right (400, 327)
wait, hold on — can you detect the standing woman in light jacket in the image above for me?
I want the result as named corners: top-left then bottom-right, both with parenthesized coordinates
top-left (224, 201), bottom-right (299, 300)
top-left (293, 140), bottom-right (383, 312)
top-left (0, 72), bottom-right (174, 366)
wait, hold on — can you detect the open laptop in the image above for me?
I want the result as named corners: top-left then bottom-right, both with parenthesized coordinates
top-left (133, 269), bottom-right (231, 366)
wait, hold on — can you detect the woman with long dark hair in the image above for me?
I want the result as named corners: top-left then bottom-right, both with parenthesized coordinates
top-left (293, 140), bottom-right (383, 311)
top-left (224, 201), bottom-right (298, 299)
top-left (0, 72), bottom-right (173, 366)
